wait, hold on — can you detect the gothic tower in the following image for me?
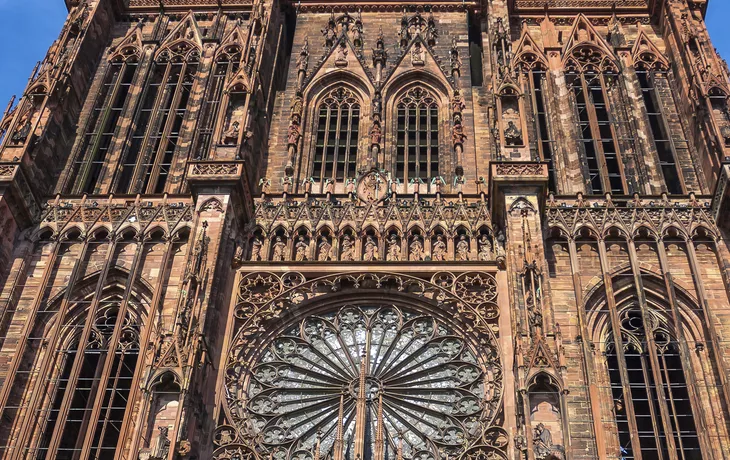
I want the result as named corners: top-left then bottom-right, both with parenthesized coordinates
top-left (0, 0), bottom-right (729, 459)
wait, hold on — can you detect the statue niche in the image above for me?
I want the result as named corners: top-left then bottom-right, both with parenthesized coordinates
top-left (498, 87), bottom-right (524, 147)
top-left (221, 90), bottom-right (247, 146)
top-left (528, 375), bottom-right (566, 460)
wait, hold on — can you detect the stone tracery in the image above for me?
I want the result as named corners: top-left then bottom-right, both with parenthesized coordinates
top-left (220, 271), bottom-right (504, 460)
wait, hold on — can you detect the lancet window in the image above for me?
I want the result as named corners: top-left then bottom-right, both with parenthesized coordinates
top-left (395, 87), bottom-right (439, 183)
top-left (193, 45), bottom-right (242, 159)
top-left (70, 57), bottom-right (139, 194)
top-left (566, 50), bottom-right (624, 194)
top-left (115, 44), bottom-right (200, 194)
top-left (606, 310), bottom-right (700, 459)
top-left (524, 67), bottom-right (556, 191)
top-left (708, 87), bottom-right (730, 156)
top-left (312, 87), bottom-right (360, 182)
top-left (635, 68), bottom-right (683, 194)
top-left (36, 302), bottom-right (142, 459)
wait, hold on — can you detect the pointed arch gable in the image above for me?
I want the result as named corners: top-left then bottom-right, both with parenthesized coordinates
top-left (303, 35), bottom-right (375, 93)
top-left (382, 37), bottom-right (454, 97)
top-left (631, 30), bottom-right (670, 71)
top-left (109, 25), bottom-right (144, 63)
top-left (513, 29), bottom-right (549, 71)
top-left (561, 14), bottom-right (614, 58)
top-left (216, 24), bottom-right (247, 61)
top-left (561, 15), bottom-right (618, 73)
top-left (154, 11), bottom-right (203, 62)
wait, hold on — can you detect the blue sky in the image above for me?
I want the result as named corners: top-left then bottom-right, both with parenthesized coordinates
top-left (0, 1), bottom-right (729, 108)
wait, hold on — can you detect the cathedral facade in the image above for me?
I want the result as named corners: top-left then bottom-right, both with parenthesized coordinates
top-left (1, 0), bottom-right (730, 459)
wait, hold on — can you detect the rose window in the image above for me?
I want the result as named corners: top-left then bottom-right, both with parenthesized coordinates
top-left (240, 305), bottom-right (493, 460)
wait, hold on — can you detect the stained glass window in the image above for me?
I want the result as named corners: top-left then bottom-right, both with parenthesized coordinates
top-left (242, 305), bottom-right (486, 460)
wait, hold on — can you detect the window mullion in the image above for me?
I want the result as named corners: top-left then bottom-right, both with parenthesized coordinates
top-left (89, 349), bottom-right (126, 458)
top-left (640, 351), bottom-right (669, 460)
top-left (147, 62), bottom-right (187, 194)
top-left (344, 105), bottom-right (352, 177)
top-left (128, 63), bottom-right (172, 194)
top-left (659, 352), bottom-right (687, 458)
top-left (323, 105), bottom-right (332, 181)
top-left (74, 63), bottom-right (127, 195)
top-left (334, 104), bottom-right (343, 180)
top-left (584, 75), bottom-right (612, 195)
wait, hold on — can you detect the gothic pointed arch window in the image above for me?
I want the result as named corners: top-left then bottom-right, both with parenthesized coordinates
top-left (312, 86), bottom-right (361, 182)
top-left (395, 86), bottom-right (439, 184)
top-left (115, 42), bottom-right (200, 194)
top-left (565, 47), bottom-right (625, 195)
top-left (36, 298), bottom-right (143, 459)
top-left (68, 49), bottom-right (140, 194)
top-left (516, 54), bottom-right (556, 192)
top-left (192, 40), bottom-right (243, 159)
top-left (604, 309), bottom-right (701, 459)
top-left (633, 45), bottom-right (684, 194)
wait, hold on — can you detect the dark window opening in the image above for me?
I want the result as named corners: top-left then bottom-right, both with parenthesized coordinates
top-left (637, 71), bottom-right (683, 194)
top-left (606, 311), bottom-right (701, 460)
top-left (312, 87), bottom-right (360, 182)
top-left (528, 71), bottom-right (556, 191)
top-left (468, 12), bottom-right (483, 87)
top-left (567, 72), bottom-right (625, 195)
top-left (71, 61), bottom-right (138, 194)
top-left (396, 87), bottom-right (439, 184)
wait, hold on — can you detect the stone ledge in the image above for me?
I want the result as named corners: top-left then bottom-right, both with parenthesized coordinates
top-left (186, 160), bottom-right (254, 222)
top-left (0, 162), bottom-right (40, 227)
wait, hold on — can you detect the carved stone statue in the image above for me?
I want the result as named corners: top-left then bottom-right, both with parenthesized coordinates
top-left (432, 235), bottom-right (447, 261)
top-left (411, 41), bottom-right (425, 66)
top-left (409, 237), bottom-right (424, 261)
top-left (346, 178), bottom-right (357, 195)
top-left (282, 175), bottom-right (293, 194)
top-left (340, 234), bottom-right (355, 261)
top-left (496, 229), bottom-right (506, 258)
top-left (533, 423), bottom-right (565, 460)
top-left (504, 121), bottom-right (523, 146)
top-left (450, 37), bottom-right (462, 72)
top-left (372, 92), bottom-right (382, 118)
top-left (222, 120), bottom-right (240, 145)
top-left (431, 176), bottom-right (444, 194)
top-left (399, 12), bottom-right (410, 47)
top-left (456, 235), bottom-right (470, 261)
top-left (295, 236), bottom-right (309, 262)
top-left (287, 121), bottom-right (301, 146)
top-left (335, 42), bottom-right (348, 66)
top-left (272, 236), bottom-right (286, 262)
top-left (452, 93), bottom-right (466, 115)
top-left (452, 122), bottom-right (467, 146)
top-left (322, 15), bottom-right (337, 47)
top-left (290, 94), bottom-right (303, 122)
top-left (318, 237), bottom-right (332, 261)
top-left (138, 426), bottom-right (170, 460)
top-left (426, 13), bottom-right (437, 46)
top-left (370, 122), bottom-right (382, 145)
top-left (386, 234), bottom-right (401, 261)
top-left (363, 235), bottom-right (378, 261)
top-left (250, 237), bottom-right (263, 262)
top-left (296, 37), bottom-right (309, 72)
top-left (478, 235), bottom-right (492, 261)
